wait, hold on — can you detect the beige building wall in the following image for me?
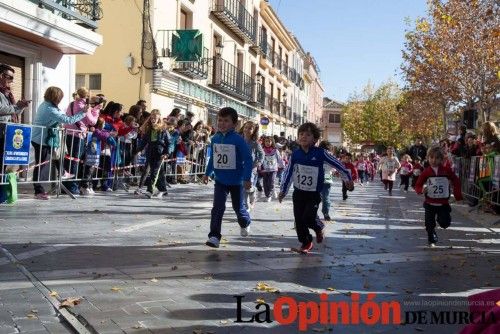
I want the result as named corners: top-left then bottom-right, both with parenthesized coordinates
top-left (76, 0), bottom-right (143, 110)
top-left (321, 98), bottom-right (344, 147)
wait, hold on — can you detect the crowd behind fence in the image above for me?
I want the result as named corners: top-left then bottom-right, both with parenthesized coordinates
top-left (0, 122), bottom-right (209, 197)
top-left (453, 155), bottom-right (500, 212)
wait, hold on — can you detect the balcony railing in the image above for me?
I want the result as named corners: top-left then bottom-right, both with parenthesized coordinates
top-left (172, 47), bottom-right (210, 80)
top-left (255, 28), bottom-right (268, 55)
top-left (211, 0), bottom-right (257, 44)
top-left (29, 0), bottom-right (102, 30)
top-left (210, 57), bottom-right (254, 101)
top-left (253, 83), bottom-right (265, 108)
top-left (286, 106), bottom-right (292, 120)
top-left (272, 98), bottom-right (280, 115)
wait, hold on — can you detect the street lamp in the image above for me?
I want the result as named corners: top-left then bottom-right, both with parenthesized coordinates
top-left (215, 41), bottom-right (224, 57)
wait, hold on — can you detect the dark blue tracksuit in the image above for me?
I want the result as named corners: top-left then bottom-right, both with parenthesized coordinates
top-left (205, 129), bottom-right (253, 240)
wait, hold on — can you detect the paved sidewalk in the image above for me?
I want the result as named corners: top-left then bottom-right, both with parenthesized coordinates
top-left (0, 180), bottom-right (498, 333)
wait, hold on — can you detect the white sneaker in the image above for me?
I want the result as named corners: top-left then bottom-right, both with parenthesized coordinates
top-left (61, 171), bottom-right (75, 179)
top-left (240, 226), bottom-right (250, 237)
top-left (266, 196), bottom-right (272, 202)
top-left (205, 236), bottom-right (220, 248)
top-left (134, 188), bottom-right (143, 195)
top-left (89, 188), bottom-right (95, 194)
top-left (80, 188), bottom-right (91, 196)
top-left (155, 191), bottom-right (167, 199)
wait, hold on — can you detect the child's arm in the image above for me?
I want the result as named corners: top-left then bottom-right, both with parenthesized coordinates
top-left (203, 141), bottom-right (214, 184)
top-left (278, 156), bottom-right (294, 201)
top-left (254, 142), bottom-right (264, 168)
top-left (414, 170), bottom-right (428, 194)
top-left (239, 138), bottom-right (253, 185)
top-left (324, 151), bottom-right (352, 183)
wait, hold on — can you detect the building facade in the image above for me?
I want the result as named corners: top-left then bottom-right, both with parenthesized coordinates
top-left (75, 0), bottom-right (322, 138)
top-left (321, 97), bottom-right (344, 147)
top-left (0, 0), bottom-right (102, 123)
top-left (304, 53), bottom-right (324, 126)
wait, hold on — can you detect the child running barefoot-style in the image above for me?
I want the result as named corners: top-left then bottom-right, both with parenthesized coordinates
top-left (238, 121), bottom-right (264, 211)
top-left (278, 123), bottom-right (354, 254)
top-left (260, 136), bottom-right (284, 202)
top-left (415, 147), bottom-right (463, 247)
top-left (203, 107), bottom-right (253, 248)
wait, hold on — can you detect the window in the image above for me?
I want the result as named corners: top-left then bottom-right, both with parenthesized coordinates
top-left (75, 73), bottom-right (102, 91)
top-left (180, 8), bottom-right (192, 29)
top-left (329, 113), bottom-right (340, 124)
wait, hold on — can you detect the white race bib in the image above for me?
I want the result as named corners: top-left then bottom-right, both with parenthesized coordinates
top-left (401, 167), bottom-right (409, 175)
top-left (213, 144), bottom-right (236, 169)
top-left (357, 162), bottom-right (366, 171)
top-left (385, 161), bottom-right (396, 173)
top-left (413, 169), bottom-right (421, 176)
top-left (426, 177), bottom-right (450, 199)
top-left (263, 155), bottom-right (278, 170)
top-left (293, 164), bottom-right (319, 191)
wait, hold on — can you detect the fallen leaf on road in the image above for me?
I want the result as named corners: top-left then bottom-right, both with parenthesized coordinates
top-left (26, 313), bottom-right (38, 319)
top-left (150, 278), bottom-right (158, 283)
top-left (220, 320), bottom-right (228, 324)
top-left (132, 324), bottom-right (143, 329)
top-left (110, 287), bottom-right (122, 292)
top-left (255, 298), bottom-right (266, 304)
top-left (326, 287), bottom-right (335, 291)
top-left (49, 291), bottom-right (58, 297)
top-left (59, 297), bottom-right (81, 308)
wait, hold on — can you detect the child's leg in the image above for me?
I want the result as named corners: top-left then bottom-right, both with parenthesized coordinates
top-left (436, 204), bottom-right (452, 229)
top-left (321, 183), bottom-right (331, 216)
top-left (292, 190), bottom-right (311, 244)
top-left (388, 180), bottom-right (394, 192)
top-left (263, 172), bottom-right (272, 197)
top-left (146, 159), bottom-right (162, 193)
top-left (424, 202), bottom-right (437, 235)
top-left (209, 182), bottom-right (229, 240)
top-left (229, 184), bottom-right (251, 228)
top-left (304, 192), bottom-right (324, 234)
top-left (342, 181), bottom-right (348, 199)
top-left (402, 175), bottom-right (409, 191)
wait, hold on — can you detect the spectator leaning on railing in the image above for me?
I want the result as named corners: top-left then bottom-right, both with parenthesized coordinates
top-left (31, 86), bottom-right (90, 200)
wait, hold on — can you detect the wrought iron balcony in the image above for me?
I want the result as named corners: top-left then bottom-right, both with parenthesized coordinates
top-left (250, 83), bottom-right (265, 108)
top-left (172, 47), bottom-right (210, 80)
top-left (29, 0), bottom-right (102, 30)
top-left (286, 106), bottom-right (292, 120)
top-left (272, 98), bottom-right (280, 115)
top-left (251, 27), bottom-right (268, 55)
top-left (211, 0), bottom-right (257, 44)
top-left (210, 57), bottom-right (254, 101)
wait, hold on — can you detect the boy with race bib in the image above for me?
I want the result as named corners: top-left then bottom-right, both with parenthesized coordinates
top-left (415, 146), bottom-right (462, 247)
top-left (278, 123), bottom-right (354, 253)
top-left (203, 107), bottom-right (253, 248)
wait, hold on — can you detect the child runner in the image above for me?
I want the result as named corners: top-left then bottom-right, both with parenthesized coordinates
top-left (364, 155), bottom-right (374, 183)
top-left (378, 146), bottom-right (401, 196)
top-left (341, 153), bottom-right (358, 200)
top-left (318, 141), bottom-right (335, 221)
top-left (238, 120), bottom-right (264, 211)
top-left (415, 146), bottom-right (462, 247)
top-left (278, 123), bottom-right (354, 253)
top-left (399, 154), bottom-right (413, 193)
top-left (261, 136), bottom-right (284, 202)
top-left (411, 157), bottom-right (424, 189)
top-left (355, 155), bottom-right (367, 185)
top-left (203, 107), bottom-right (253, 248)
top-left (136, 110), bottom-right (170, 198)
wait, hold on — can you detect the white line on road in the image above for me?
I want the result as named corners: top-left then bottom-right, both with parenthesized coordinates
top-left (115, 219), bottom-right (171, 232)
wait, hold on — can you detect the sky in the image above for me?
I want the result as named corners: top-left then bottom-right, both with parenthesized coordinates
top-left (267, 0), bottom-right (428, 102)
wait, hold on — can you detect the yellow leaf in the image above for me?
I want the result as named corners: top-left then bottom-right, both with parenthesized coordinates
top-left (110, 287), bottom-right (122, 292)
top-left (26, 313), bottom-right (38, 319)
top-left (220, 320), bottom-right (228, 324)
top-left (59, 297), bottom-right (81, 308)
top-left (49, 291), bottom-right (58, 297)
top-left (255, 298), bottom-right (266, 304)
top-left (150, 278), bottom-right (158, 283)
top-left (326, 287), bottom-right (335, 291)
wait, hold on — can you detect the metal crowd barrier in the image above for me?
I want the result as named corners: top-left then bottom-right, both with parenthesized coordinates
top-left (1, 122), bottom-right (209, 199)
top-left (453, 155), bottom-right (500, 211)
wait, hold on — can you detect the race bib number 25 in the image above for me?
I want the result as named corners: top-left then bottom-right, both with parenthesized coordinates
top-left (426, 177), bottom-right (450, 199)
top-left (213, 144), bottom-right (236, 169)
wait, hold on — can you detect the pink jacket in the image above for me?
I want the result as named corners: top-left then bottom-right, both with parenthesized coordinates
top-left (64, 98), bottom-right (101, 136)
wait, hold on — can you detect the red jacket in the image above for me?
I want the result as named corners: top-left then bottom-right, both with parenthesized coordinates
top-left (103, 115), bottom-right (134, 137)
top-left (343, 162), bottom-right (358, 181)
top-left (415, 165), bottom-right (463, 205)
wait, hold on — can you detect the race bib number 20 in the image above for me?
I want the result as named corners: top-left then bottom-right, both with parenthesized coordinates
top-left (213, 144), bottom-right (236, 169)
top-left (293, 164), bottom-right (319, 191)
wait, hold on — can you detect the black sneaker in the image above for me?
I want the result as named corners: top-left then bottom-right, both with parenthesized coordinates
top-left (428, 230), bottom-right (438, 246)
top-left (324, 215), bottom-right (331, 221)
top-left (342, 195), bottom-right (348, 200)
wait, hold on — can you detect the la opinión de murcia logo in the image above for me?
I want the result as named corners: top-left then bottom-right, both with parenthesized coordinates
top-left (234, 293), bottom-right (498, 331)
top-left (234, 293), bottom-right (401, 331)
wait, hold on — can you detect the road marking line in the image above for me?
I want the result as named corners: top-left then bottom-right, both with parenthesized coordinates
top-left (115, 219), bottom-right (170, 232)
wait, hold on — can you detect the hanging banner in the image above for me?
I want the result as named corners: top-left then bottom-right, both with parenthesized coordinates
top-left (3, 124), bottom-right (32, 165)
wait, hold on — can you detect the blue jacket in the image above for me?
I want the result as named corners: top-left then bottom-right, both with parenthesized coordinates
top-left (31, 101), bottom-right (86, 145)
top-left (205, 129), bottom-right (252, 185)
top-left (281, 146), bottom-right (352, 195)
